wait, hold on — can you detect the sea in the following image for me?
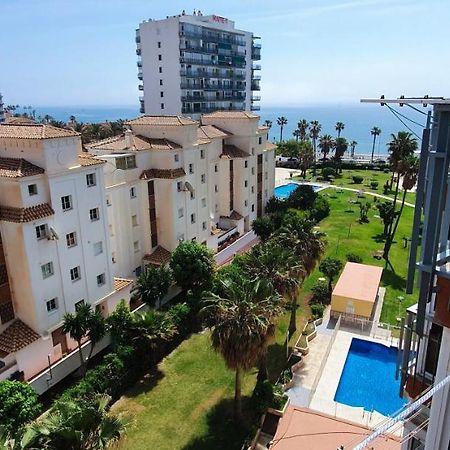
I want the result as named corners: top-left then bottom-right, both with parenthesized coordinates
top-left (29, 103), bottom-right (428, 156)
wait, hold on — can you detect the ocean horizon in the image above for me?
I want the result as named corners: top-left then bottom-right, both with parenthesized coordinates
top-left (28, 102), bottom-right (428, 156)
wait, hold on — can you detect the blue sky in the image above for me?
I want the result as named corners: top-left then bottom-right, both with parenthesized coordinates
top-left (1, 0), bottom-right (448, 107)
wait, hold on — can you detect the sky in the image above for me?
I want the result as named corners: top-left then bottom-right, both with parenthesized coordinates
top-left (1, 0), bottom-right (449, 107)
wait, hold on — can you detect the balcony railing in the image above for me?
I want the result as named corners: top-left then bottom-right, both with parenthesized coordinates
top-left (180, 82), bottom-right (245, 91)
top-left (251, 83), bottom-right (261, 91)
top-left (138, 85), bottom-right (144, 91)
top-left (252, 64), bottom-right (261, 70)
top-left (182, 105), bottom-right (244, 114)
top-left (251, 95), bottom-right (261, 101)
top-left (182, 95), bottom-right (246, 102)
top-left (218, 226), bottom-right (238, 245)
top-left (136, 48), bottom-right (141, 56)
top-left (180, 29), bottom-right (246, 46)
top-left (180, 57), bottom-right (246, 69)
top-left (180, 70), bottom-right (246, 80)
top-left (251, 105), bottom-right (261, 111)
top-left (433, 275), bottom-right (450, 328)
top-left (252, 75), bottom-right (261, 81)
top-left (181, 45), bottom-right (246, 58)
top-left (139, 96), bottom-right (144, 102)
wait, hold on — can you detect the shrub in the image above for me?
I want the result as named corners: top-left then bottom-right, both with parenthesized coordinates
top-left (370, 181), bottom-right (379, 189)
top-left (311, 280), bottom-right (329, 303)
top-left (265, 196), bottom-right (288, 214)
top-left (310, 195), bottom-right (330, 223)
top-left (252, 216), bottom-right (274, 241)
top-left (352, 175), bottom-right (364, 184)
top-left (322, 167), bottom-right (336, 181)
top-left (251, 380), bottom-right (275, 414)
top-left (346, 253), bottom-right (363, 263)
top-left (287, 184), bottom-right (317, 210)
top-left (0, 381), bottom-right (41, 433)
top-left (310, 302), bottom-right (325, 319)
top-left (167, 302), bottom-right (192, 336)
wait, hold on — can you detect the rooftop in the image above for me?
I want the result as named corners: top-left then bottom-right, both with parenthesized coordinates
top-left (332, 262), bottom-right (383, 303)
top-left (220, 144), bottom-right (250, 159)
top-left (0, 203), bottom-right (54, 223)
top-left (0, 124), bottom-right (80, 140)
top-left (88, 134), bottom-right (182, 152)
top-left (0, 157), bottom-right (44, 178)
top-left (0, 319), bottom-right (40, 355)
top-left (143, 246), bottom-right (171, 266)
top-left (114, 277), bottom-right (134, 291)
top-left (78, 154), bottom-right (106, 167)
top-left (126, 115), bottom-right (197, 126)
top-left (140, 168), bottom-right (186, 180)
top-left (202, 111), bottom-right (259, 119)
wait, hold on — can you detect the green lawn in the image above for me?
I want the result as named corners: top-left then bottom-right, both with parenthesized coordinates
top-left (113, 308), bottom-right (307, 450)
top-left (299, 188), bottom-right (418, 325)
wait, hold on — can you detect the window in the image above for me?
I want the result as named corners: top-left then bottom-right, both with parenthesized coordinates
top-left (159, 79), bottom-right (163, 85)
top-left (157, 41), bottom-right (161, 48)
top-left (112, 252), bottom-right (116, 263)
top-left (28, 184), bottom-right (38, 196)
top-left (202, 221), bottom-right (207, 231)
top-left (86, 173), bottom-right (96, 187)
top-left (201, 197), bottom-right (207, 207)
top-left (189, 163), bottom-right (194, 174)
top-left (244, 180), bottom-right (248, 187)
top-left (93, 241), bottom-right (103, 255)
top-left (133, 241), bottom-right (140, 253)
top-left (131, 215), bottom-right (138, 227)
top-left (90, 208), bottom-right (100, 221)
top-left (35, 224), bottom-right (48, 240)
top-left (41, 262), bottom-right (54, 279)
top-left (215, 204), bottom-right (219, 213)
top-left (158, 54), bottom-right (162, 61)
top-left (244, 161), bottom-right (248, 168)
top-left (265, 154), bottom-right (268, 162)
top-left (130, 187), bottom-right (136, 198)
top-left (200, 149), bottom-right (205, 159)
top-left (214, 164), bottom-right (218, 173)
top-left (174, 154), bottom-right (179, 162)
top-left (46, 298), bottom-right (58, 313)
top-left (201, 174), bottom-right (206, 183)
top-left (215, 185), bottom-right (218, 193)
top-left (66, 232), bottom-right (77, 248)
top-left (70, 266), bottom-right (81, 282)
top-left (61, 195), bottom-right (72, 211)
top-left (252, 148), bottom-right (255, 155)
top-left (191, 213), bottom-right (196, 224)
top-left (159, 66), bottom-right (162, 73)
top-left (251, 167), bottom-right (255, 175)
top-left (178, 208), bottom-right (184, 218)
top-left (75, 300), bottom-right (85, 311)
top-left (177, 181), bottom-right (182, 192)
top-left (161, 103), bottom-right (165, 109)
top-left (97, 273), bottom-right (106, 286)
top-left (251, 186), bottom-right (255, 194)
top-left (190, 190), bottom-right (195, 200)
top-left (116, 155), bottom-right (136, 170)
top-left (259, 137), bottom-right (262, 145)
top-left (106, 196), bottom-right (111, 206)
top-left (251, 204), bottom-right (255, 212)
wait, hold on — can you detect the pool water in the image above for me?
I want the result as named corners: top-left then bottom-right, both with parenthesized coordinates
top-left (274, 182), bottom-right (322, 199)
top-left (334, 338), bottom-right (407, 416)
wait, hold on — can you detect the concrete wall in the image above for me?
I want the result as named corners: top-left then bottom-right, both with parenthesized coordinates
top-left (331, 294), bottom-right (374, 318)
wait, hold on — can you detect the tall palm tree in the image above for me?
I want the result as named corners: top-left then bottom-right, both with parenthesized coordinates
top-left (335, 121), bottom-right (345, 138)
top-left (297, 119), bottom-right (309, 141)
top-left (333, 137), bottom-right (348, 173)
top-left (277, 116), bottom-right (288, 143)
top-left (309, 120), bottom-right (322, 160)
top-left (292, 129), bottom-right (301, 142)
top-left (370, 127), bottom-right (382, 163)
top-left (350, 140), bottom-right (358, 158)
top-left (263, 120), bottom-right (272, 128)
top-left (201, 278), bottom-right (280, 421)
top-left (319, 134), bottom-right (334, 161)
top-left (20, 395), bottom-right (126, 449)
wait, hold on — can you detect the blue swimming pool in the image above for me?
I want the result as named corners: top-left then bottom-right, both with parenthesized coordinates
top-left (334, 338), bottom-right (407, 416)
top-left (274, 182), bottom-right (322, 199)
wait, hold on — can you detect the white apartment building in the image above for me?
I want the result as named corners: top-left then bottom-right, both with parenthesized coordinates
top-left (0, 124), bottom-right (132, 388)
top-left (87, 111), bottom-right (276, 278)
top-left (136, 11), bottom-right (261, 118)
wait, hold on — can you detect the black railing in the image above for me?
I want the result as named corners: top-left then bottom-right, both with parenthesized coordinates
top-left (180, 57), bottom-right (246, 68)
top-left (181, 95), bottom-right (246, 102)
top-left (180, 29), bottom-right (246, 46)
top-left (180, 70), bottom-right (246, 80)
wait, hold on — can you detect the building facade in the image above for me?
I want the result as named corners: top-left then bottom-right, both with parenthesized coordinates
top-left (0, 124), bottom-right (132, 388)
top-left (87, 111), bottom-right (276, 278)
top-left (136, 11), bottom-right (261, 117)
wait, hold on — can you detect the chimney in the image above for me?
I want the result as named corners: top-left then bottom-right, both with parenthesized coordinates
top-left (125, 128), bottom-right (133, 148)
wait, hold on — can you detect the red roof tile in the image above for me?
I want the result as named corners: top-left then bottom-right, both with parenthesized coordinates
top-left (0, 124), bottom-right (80, 140)
top-left (220, 145), bottom-right (250, 159)
top-left (0, 203), bottom-right (54, 223)
top-left (0, 157), bottom-right (44, 178)
top-left (143, 246), bottom-right (171, 266)
top-left (0, 319), bottom-right (40, 354)
top-left (140, 168), bottom-right (186, 180)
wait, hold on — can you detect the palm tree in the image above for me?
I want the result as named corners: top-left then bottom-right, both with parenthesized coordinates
top-left (309, 120), bottom-right (322, 160)
top-left (297, 119), bottom-right (309, 141)
top-left (319, 134), bottom-right (334, 161)
top-left (335, 121), bottom-right (345, 138)
top-left (333, 137), bottom-right (348, 173)
top-left (20, 395), bottom-right (126, 449)
top-left (292, 129), bottom-right (301, 142)
top-left (201, 278), bottom-right (280, 421)
top-left (370, 127), bottom-right (382, 163)
top-left (134, 264), bottom-right (171, 309)
top-left (277, 116), bottom-right (288, 143)
top-left (350, 140), bottom-right (357, 158)
top-left (263, 120), bottom-right (272, 128)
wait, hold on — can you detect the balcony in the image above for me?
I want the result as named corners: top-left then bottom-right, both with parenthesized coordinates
top-left (180, 82), bottom-right (244, 91)
top-left (180, 29), bottom-right (246, 46)
top-left (252, 95), bottom-right (261, 101)
top-left (434, 275), bottom-right (450, 328)
top-left (140, 105), bottom-right (145, 114)
top-left (182, 105), bottom-right (244, 114)
top-left (181, 45), bottom-right (245, 58)
top-left (139, 96), bottom-right (144, 102)
top-left (137, 72), bottom-right (143, 80)
top-left (136, 48), bottom-right (141, 56)
top-left (251, 83), bottom-right (261, 91)
top-left (137, 61), bottom-right (142, 68)
top-left (251, 105), bottom-right (261, 111)
top-left (180, 70), bottom-right (246, 80)
top-left (252, 64), bottom-right (261, 70)
top-left (404, 373), bottom-right (431, 400)
top-left (135, 36), bottom-right (141, 44)
top-left (252, 75), bottom-right (261, 81)
top-left (138, 85), bottom-right (144, 91)
top-left (181, 95), bottom-right (246, 102)
top-left (180, 57), bottom-right (246, 69)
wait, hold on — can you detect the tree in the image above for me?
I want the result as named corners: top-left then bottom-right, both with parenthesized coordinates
top-left (319, 257), bottom-right (343, 295)
top-left (263, 120), bottom-right (272, 128)
top-left (134, 264), bottom-right (171, 308)
top-left (277, 116), bottom-right (288, 143)
top-left (387, 131), bottom-right (417, 191)
top-left (350, 140), bottom-right (357, 158)
top-left (359, 202), bottom-right (371, 223)
top-left (287, 184), bottom-right (317, 210)
top-left (201, 278), bottom-right (280, 420)
top-left (107, 300), bottom-right (136, 347)
top-left (252, 216), bottom-right (274, 242)
top-left (0, 381), bottom-right (41, 434)
top-left (333, 137), bottom-right (348, 173)
top-left (377, 201), bottom-right (395, 236)
top-left (297, 140), bottom-right (315, 178)
top-left (63, 304), bottom-right (106, 376)
top-left (370, 127), bottom-right (382, 163)
top-left (297, 119), bottom-right (309, 141)
top-left (335, 121), bottom-right (345, 138)
top-left (170, 240), bottom-right (215, 293)
top-left (292, 129), bottom-right (301, 142)
top-left (319, 134), bottom-right (334, 161)
top-left (20, 395), bottom-right (126, 450)
top-left (278, 139), bottom-right (300, 159)
top-left (309, 120), bottom-right (322, 160)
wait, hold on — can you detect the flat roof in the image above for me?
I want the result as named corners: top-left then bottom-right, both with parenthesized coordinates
top-left (332, 262), bottom-right (383, 303)
top-left (271, 406), bottom-right (400, 450)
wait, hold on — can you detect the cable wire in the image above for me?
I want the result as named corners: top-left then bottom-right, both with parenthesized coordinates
top-left (386, 105), bottom-right (422, 141)
top-left (406, 103), bottom-right (429, 116)
top-left (387, 106), bottom-right (425, 128)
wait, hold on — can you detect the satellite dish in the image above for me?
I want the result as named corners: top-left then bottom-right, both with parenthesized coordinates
top-left (184, 181), bottom-right (194, 193)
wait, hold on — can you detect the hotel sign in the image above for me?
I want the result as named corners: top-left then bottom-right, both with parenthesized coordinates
top-left (212, 15), bottom-right (228, 24)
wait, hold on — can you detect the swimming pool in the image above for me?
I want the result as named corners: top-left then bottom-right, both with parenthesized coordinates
top-left (274, 182), bottom-right (323, 199)
top-left (334, 338), bottom-right (407, 416)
